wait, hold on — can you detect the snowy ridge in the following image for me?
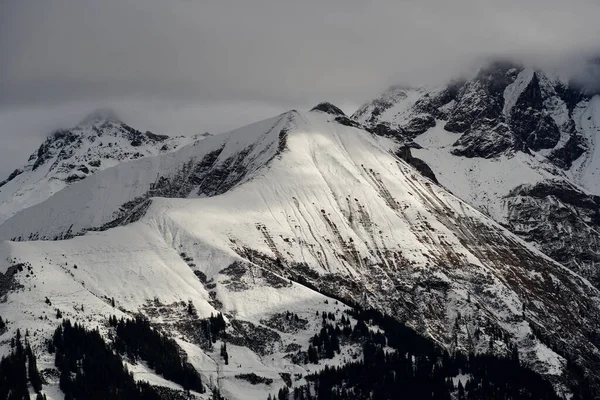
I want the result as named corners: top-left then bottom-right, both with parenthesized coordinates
top-left (0, 112), bottom-right (198, 225)
top-left (353, 86), bottom-right (434, 128)
top-left (2, 110), bottom-right (600, 397)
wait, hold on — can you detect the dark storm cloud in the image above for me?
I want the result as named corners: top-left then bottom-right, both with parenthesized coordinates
top-left (1, 0), bottom-right (600, 177)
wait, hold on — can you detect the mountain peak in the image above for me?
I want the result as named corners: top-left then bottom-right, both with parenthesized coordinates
top-left (0, 113), bottom-right (196, 224)
top-left (310, 102), bottom-right (346, 116)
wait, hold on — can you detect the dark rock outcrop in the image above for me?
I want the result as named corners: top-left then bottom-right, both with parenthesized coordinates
top-left (403, 114), bottom-right (436, 137)
top-left (366, 123), bottom-right (404, 139)
top-left (444, 62), bottom-right (519, 135)
top-left (504, 180), bottom-right (600, 287)
top-left (310, 102), bottom-right (346, 116)
top-left (395, 146), bottom-right (438, 183)
top-left (509, 73), bottom-right (561, 151)
top-left (0, 169), bottom-right (23, 189)
top-left (334, 116), bottom-right (362, 128)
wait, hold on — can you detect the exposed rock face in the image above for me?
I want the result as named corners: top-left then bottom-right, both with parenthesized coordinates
top-left (395, 146), bottom-right (438, 183)
top-left (504, 181), bottom-right (600, 287)
top-left (310, 102), bottom-right (346, 116)
top-left (509, 73), bottom-right (561, 151)
top-left (403, 113), bottom-right (436, 137)
top-left (444, 61), bottom-right (519, 137)
top-left (352, 61), bottom-right (600, 290)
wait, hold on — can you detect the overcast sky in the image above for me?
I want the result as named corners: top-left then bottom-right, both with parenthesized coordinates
top-left (1, 0), bottom-right (600, 178)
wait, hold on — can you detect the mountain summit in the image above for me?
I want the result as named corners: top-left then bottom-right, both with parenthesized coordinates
top-left (310, 102), bottom-right (346, 116)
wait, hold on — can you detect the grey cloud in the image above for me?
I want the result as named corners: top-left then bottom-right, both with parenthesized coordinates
top-left (4, 0), bottom-right (600, 105)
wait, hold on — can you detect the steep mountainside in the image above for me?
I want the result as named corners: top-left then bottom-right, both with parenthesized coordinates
top-left (1, 108), bottom-right (600, 398)
top-left (0, 109), bottom-right (199, 225)
top-left (354, 61), bottom-right (600, 286)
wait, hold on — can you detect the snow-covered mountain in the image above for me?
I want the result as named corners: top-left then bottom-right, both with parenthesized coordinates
top-left (0, 112), bottom-right (296, 241)
top-left (354, 61), bottom-right (600, 287)
top-left (1, 106), bottom-right (600, 398)
top-left (0, 109), bottom-right (199, 225)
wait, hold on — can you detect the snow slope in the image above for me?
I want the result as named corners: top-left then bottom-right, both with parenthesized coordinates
top-left (0, 225), bottom-right (361, 400)
top-left (570, 95), bottom-right (600, 192)
top-left (2, 109), bottom-right (600, 397)
top-left (411, 123), bottom-right (556, 222)
top-left (0, 110), bottom-right (199, 225)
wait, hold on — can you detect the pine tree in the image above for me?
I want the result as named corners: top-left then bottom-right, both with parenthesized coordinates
top-left (187, 300), bottom-right (196, 316)
top-left (27, 341), bottom-right (43, 392)
top-left (278, 386), bottom-right (290, 400)
top-left (307, 345), bottom-right (318, 364)
top-left (220, 342), bottom-right (229, 365)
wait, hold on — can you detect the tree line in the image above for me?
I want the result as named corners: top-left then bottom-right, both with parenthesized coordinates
top-left (269, 305), bottom-right (579, 400)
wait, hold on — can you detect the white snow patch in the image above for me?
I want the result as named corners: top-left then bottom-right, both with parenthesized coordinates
top-left (503, 68), bottom-right (534, 118)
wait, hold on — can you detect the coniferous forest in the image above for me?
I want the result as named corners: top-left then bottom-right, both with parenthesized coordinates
top-left (110, 315), bottom-right (205, 393)
top-left (51, 319), bottom-right (161, 400)
top-left (0, 329), bottom-right (45, 400)
top-left (270, 306), bottom-right (592, 400)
